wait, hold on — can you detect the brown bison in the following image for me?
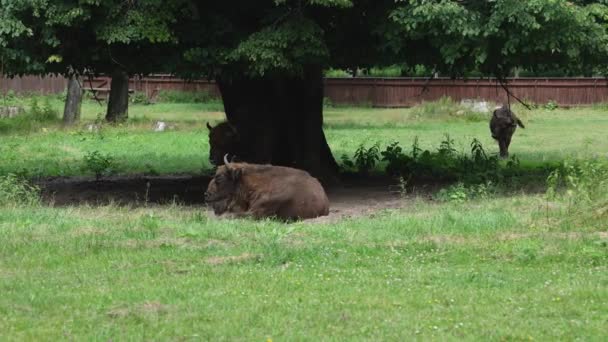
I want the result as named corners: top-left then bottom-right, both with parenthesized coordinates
top-left (204, 155), bottom-right (330, 221)
top-left (207, 121), bottom-right (242, 166)
top-left (490, 105), bottom-right (525, 158)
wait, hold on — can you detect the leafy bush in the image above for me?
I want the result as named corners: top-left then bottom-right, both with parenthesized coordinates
top-left (324, 68), bottom-right (352, 78)
top-left (435, 181), bottom-right (496, 203)
top-left (381, 142), bottom-right (412, 176)
top-left (543, 100), bottom-right (558, 111)
top-left (546, 158), bottom-right (608, 225)
top-left (82, 151), bottom-right (117, 181)
top-left (379, 137), bottom-right (521, 184)
top-left (0, 173), bottom-right (40, 206)
top-left (130, 91), bottom-right (151, 105)
top-left (411, 96), bottom-right (490, 122)
top-left (341, 142), bottom-right (380, 175)
top-left (30, 97), bottom-right (59, 122)
top-left (156, 90), bottom-right (218, 103)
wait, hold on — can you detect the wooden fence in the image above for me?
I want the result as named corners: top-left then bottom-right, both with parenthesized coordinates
top-left (2, 74), bottom-right (608, 107)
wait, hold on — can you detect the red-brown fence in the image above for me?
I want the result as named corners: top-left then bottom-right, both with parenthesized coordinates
top-left (2, 74), bottom-right (608, 107)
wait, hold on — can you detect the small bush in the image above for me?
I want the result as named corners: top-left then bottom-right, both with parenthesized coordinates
top-left (347, 143), bottom-right (380, 175)
top-left (30, 97), bottom-right (59, 122)
top-left (324, 68), bottom-right (352, 78)
top-left (130, 91), bottom-right (151, 105)
top-left (435, 181), bottom-right (496, 203)
top-left (373, 137), bottom-right (524, 185)
top-left (156, 90), bottom-right (217, 103)
top-left (323, 97), bottom-right (334, 108)
top-left (546, 158), bottom-right (608, 224)
top-left (0, 173), bottom-right (40, 206)
top-left (411, 96), bottom-right (490, 122)
top-left (82, 151), bottom-right (117, 181)
top-left (543, 100), bottom-right (558, 111)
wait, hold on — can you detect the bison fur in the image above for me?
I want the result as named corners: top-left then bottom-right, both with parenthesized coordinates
top-left (489, 105), bottom-right (525, 158)
top-left (204, 155), bottom-right (330, 221)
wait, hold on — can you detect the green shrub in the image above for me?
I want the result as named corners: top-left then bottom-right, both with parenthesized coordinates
top-left (324, 68), bottom-right (352, 78)
top-left (30, 97), bottom-right (59, 122)
top-left (130, 91), bottom-right (151, 105)
top-left (82, 151), bottom-right (117, 181)
top-left (435, 181), bottom-right (496, 203)
top-left (411, 96), bottom-right (490, 122)
top-left (368, 136), bottom-right (526, 185)
top-left (340, 143), bottom-right (381, 175)
top-left (546, 158), bottom-right (608, 225)
top-left (0, 173), bottom-right (40, 206)
top-left (156, 90), bottom-right (217, 103)
top-left (543, 100), bottom-right (558, 111)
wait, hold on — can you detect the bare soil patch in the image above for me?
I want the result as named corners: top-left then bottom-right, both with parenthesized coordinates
top-left (37, 174), bottom-right (441, 221)
top-left (205, 253), bottom-right (259, 265)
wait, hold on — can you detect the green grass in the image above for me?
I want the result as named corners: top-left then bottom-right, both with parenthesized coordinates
top-left (0, 197), bottom-right (606, 340)
top-left (1, 94), bottom-right (607, 339)
top-left (0, 95), bottom-right (607, 178)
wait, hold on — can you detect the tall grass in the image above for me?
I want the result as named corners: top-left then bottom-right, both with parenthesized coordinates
top-left (0, 173), bottom-right (40, 206)
top-left (0, 96), bottom-right (60, 133)
top-left (155, 89), bottom-right (219, 104)
top-left (411, 96), bottom-right (492, 122)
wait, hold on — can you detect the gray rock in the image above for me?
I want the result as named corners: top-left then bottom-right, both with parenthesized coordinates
top-left (154, 121), bottom-right (167, 132)
top-left (0, 106), bottom-right (25, 118)
top-left (460, 99), bottom-right (491, 113)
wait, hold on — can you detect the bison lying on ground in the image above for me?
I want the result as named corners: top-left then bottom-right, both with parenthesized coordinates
top-left (207, 121), bottom-right (241, 166)
top-left (489, 105), bottom-right (525, 158)
top-left (204, 155), bottom-right (330, 221)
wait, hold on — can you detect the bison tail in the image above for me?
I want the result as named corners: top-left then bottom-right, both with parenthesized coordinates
top-left (516, 119), bottom-right (525, 129)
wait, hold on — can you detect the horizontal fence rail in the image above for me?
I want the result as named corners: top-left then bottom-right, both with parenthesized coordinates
top-left (2, 75), bottom-right (608, 107)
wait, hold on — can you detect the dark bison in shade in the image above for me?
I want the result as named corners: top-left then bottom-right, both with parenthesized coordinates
top-left (207, 121), bottom-right (242, 166)
top-left (490, 105), bottom-right (525, 158)
top-left (204, 155), bottom-right (330, 221)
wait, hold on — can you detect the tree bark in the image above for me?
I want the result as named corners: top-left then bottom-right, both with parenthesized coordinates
top-left (216, 67), bottom-right (339, 182)
top-left (62, 74), bottom-right (83, 126)
top-left (105, 69), bottom-right (129, 122)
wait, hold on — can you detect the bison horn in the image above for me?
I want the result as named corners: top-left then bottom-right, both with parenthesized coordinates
top-left (206, 122), bottom-right (213, 130)
top-left (224, 154), bottom-right (231, 167)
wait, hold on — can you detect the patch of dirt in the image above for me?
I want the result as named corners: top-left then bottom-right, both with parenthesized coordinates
top-left (205, 253), bottom-right (259, 265)
top-left (119, 237), bottom-right (212, 250)
top-left (107, 301), bottom-right (170, 318)
top-left (37, 174), bottom-right (433, 221)
top-left (38, 174), bottom-right (211, 206)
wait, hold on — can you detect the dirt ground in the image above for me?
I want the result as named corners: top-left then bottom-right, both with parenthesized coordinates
top-left (38, 175), bottom-right (441, 221)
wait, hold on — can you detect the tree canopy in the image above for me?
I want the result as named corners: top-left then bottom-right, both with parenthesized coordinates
top-left (2, 0), bottom-right (608, 177)
top-left (2, 0), bottom-right (607, 78)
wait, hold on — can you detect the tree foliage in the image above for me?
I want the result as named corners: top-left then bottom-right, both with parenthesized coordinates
top-left (0, 0), bottom-right (180, 77)
top-left (2, 0), bottom-right (607, 78)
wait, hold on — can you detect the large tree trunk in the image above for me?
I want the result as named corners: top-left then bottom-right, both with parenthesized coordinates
top-left (105, 69), bottom-right (129, 122)
top-left (62, 74), bottom-right (83, 126)
top-left (217, 66), bottom-right (339, 183)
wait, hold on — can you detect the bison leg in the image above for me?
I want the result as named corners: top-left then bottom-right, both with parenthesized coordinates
top-left (505, 134), bottom-right (513, 151)
top-left (498, 138), bottom-right (509, 158)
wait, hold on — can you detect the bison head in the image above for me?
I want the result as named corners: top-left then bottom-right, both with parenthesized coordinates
top-left (207, 121), bottom-right (240, 166)
top-left (204, 155), bottom-right (243, 215)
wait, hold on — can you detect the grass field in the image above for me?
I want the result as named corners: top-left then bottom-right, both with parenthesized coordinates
top-left (1, 95), bottom-right (607, 178)
top-left (1, 94), bottom-right (607, 340)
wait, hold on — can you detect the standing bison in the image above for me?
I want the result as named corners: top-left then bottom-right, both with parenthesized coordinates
top-left (490, 105), bottom-right (525, 158)
top-left (204, 155), bottom-right (330, 221)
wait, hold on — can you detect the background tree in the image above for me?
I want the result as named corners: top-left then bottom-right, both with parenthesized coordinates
top-left (172, 0), bottom-right (607, 179)
top-left (0, 0), bottom-right (183, 122)
top-left (3, 0), bottom-right (607, 179)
